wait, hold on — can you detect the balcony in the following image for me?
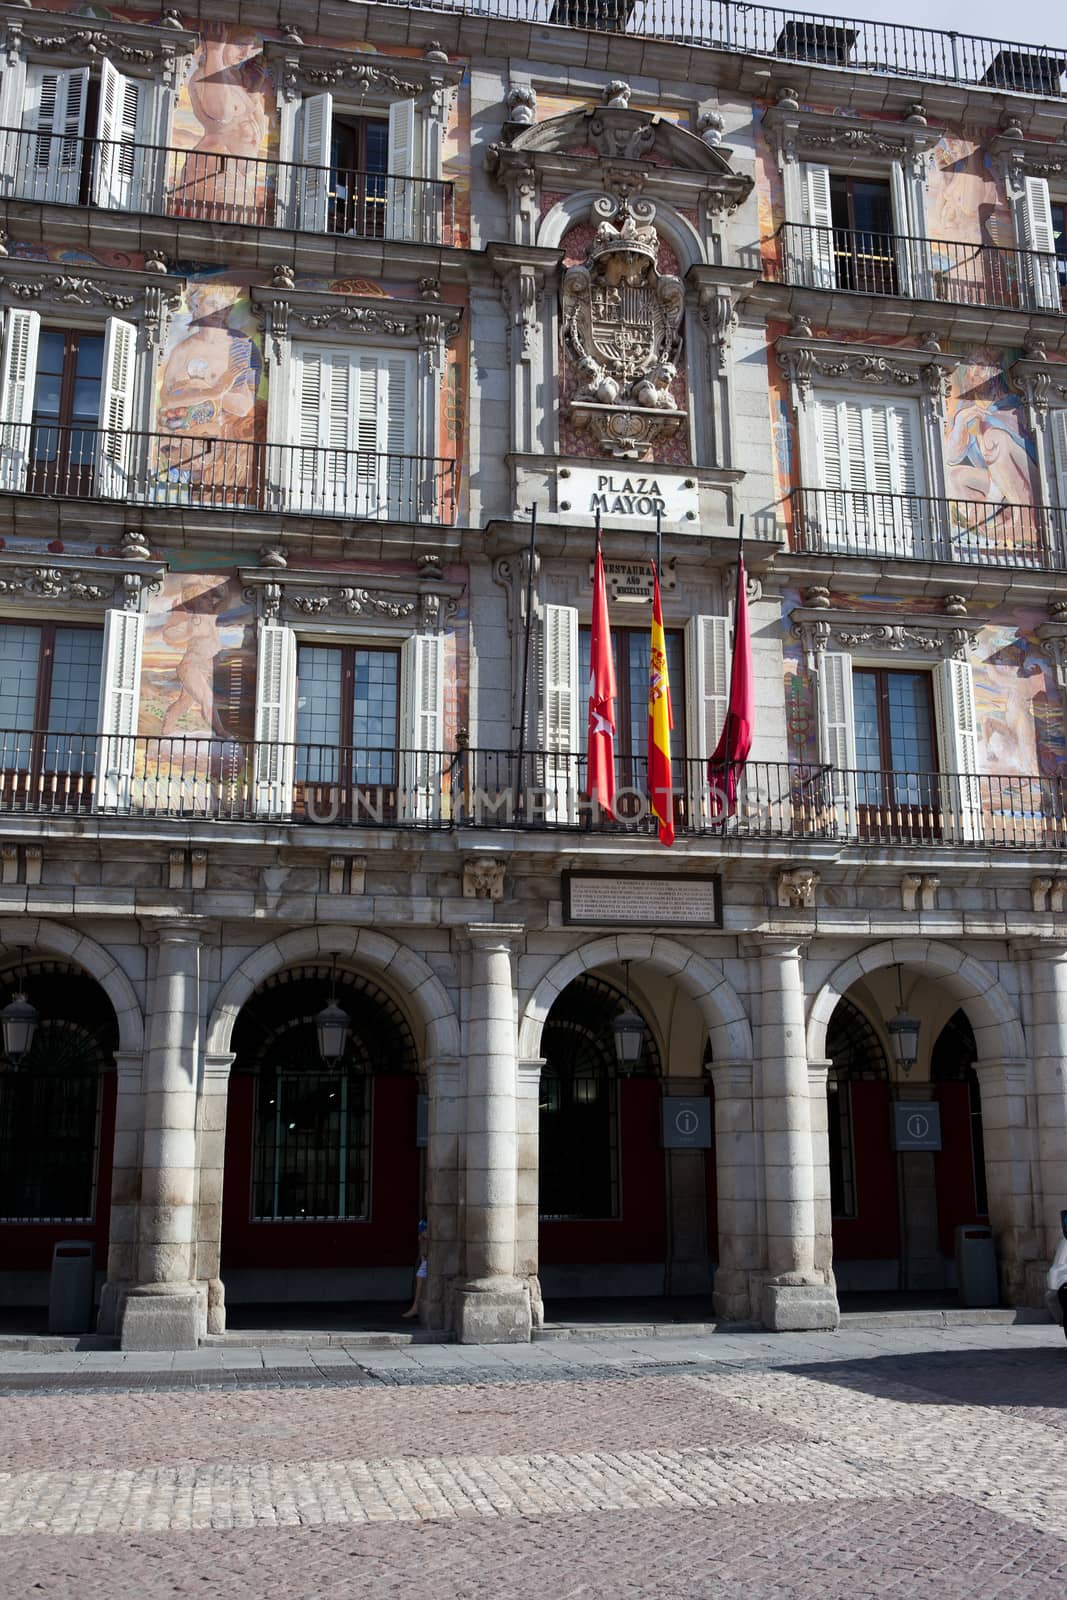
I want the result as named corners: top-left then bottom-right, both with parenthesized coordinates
top-left (0, 424), bottom-right (457, 525)
top-left (764, 223), bottom-right (1067, 315)
top-left (0, 128), bottom-right (455, 246)
top-left (406, 2), bottom-right (1067, 98)
top-left (790, 487), bottom-right (1061, 570)
top-left (3, 735), bottom-right (1063, 850)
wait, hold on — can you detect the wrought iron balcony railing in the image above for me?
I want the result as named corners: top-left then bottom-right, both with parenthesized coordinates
top-left (0, 424), bottom-right (457, 524)
top-left (1, 734), bottom-right (1063, 849)
top-left (765, 223), bottom-right (1067, 314)
top-left (0, 127), bottom-right (455, 245)
top-left (789, 487), bottom-right (1062, 570)
top-left (384, 2), bottom-right (1066, 97)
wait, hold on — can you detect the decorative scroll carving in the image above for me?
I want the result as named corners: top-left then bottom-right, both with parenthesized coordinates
top-left (792, 606), bottom-right (979, 663)
top-left (266, 40), bottom-right (461, 105)
top-left (775, 334), bottom-right (955, 405)
top-left (241, 571), bottom-right (459, 627)
top-left (0, 567), bottom-right (107, 602)
top-left (251, 286), bottom-right (462, 350)
top-left (587, 113), bottom-right (655, 161)
top-left (7, 275), bottom-right (135, 311)
top-left (0, 267), bottom-right (183, 346)
top-left (561, 197), bottom-right (686, 458)
top-left (1009, 354), bottom-right (1067, 421)
top-left (4, 15), bottom-right (197, 87)
top-left (763, 104), bottom-right (942, 177)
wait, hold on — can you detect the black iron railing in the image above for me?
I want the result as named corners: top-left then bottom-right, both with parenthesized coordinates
top-left (789, 487), bottom-right (1061, 569)
top-left (0, 424), bottom-right (457, 524)
top-left (767, 223), bottom-right (1067, 313)
top-left (0, 127), bottom-right (455, 245)
top-left (373, 2), bottom-right (1067, 97)
top-left (1, 734), bottom-right (1064, 847)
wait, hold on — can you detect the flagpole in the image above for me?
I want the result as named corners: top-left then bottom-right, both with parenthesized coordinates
top-left (515, 504), bottom-right (537, 814)
top-left (655, 507), bottom-right (662, 582)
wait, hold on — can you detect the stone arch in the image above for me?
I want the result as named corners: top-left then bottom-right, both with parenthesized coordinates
top-left (205, 925), bottom-right (461, 1064)
top-left (536, 188), bottom-right (707, 273)
top-left (807, 939), bottom-right (1026, 1065)
top-left (0, 916), bottom-right (143, 1053)
top-left (519, 934), bottom-right (753, 1064)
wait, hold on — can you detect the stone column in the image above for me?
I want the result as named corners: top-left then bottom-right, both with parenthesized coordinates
top-left (119, 921), bottom-right (204, 1350)
top-left (807, 1058), bottom-right (835, 1291)
top-left (757, 936), bottom-right (839, 1331)
top-left (453, 925), bottom-right (532, 1343)
top-left (195, 1052), bottom-right (233, 1336)
top-left (971, 1057), bottom-right (1034, 1306)
top-left (97, 1050), bottom-right (146, 1335)
top-left (516, 1056), bottom-right (544, 1328)
top-left (1020, 941), bottom-right (1067, 1280)
top-left (710, 1060), bottom-right (761, 1321)
top-left (424, 1055), bottom-right (462, 1333)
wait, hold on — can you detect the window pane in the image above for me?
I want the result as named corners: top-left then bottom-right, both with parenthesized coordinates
top-left (43, 628), bottom-right (102, 772)
top-left (352, 649), bottom-right (398, 784)
top-left (74, 335), bottom-right (104, 383)
top-left (852, 669), bottom-right (882, 807)
top-left (365, 119), bottom-right (389, 175)
top-left (296, 646), bottom-right (342, 783)
top-left (0, 624), bottom-right (41, 768)
top-left (886, 670), bottom-right (936, 806)
top-left (252, 1071), bottom-right (369, 1220)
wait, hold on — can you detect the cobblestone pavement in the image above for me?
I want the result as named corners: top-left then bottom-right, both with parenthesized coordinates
top-left (1, 1327), bottom-right (1066, 1598)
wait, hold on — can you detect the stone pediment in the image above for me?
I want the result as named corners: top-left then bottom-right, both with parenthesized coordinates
top-left (504, 106), bottom-right (739, 175)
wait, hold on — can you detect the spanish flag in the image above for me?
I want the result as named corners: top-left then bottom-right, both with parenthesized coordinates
top-left (647, 562), bottom-right (675, 847)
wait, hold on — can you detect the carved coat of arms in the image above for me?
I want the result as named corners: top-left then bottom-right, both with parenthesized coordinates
top-left (561, 197), bottom-right (686, 458)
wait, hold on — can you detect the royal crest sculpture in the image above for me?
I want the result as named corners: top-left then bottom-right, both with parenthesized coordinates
top-left (561, 197), bottom-right (686, 458)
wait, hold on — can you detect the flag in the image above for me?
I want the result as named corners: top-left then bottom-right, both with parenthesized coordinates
top-left (708, 554), bottom-right (754, 816)
top-left (647, 562), bottom-right (675, 847)
top-left (587, 531), bottom-right (617, 815)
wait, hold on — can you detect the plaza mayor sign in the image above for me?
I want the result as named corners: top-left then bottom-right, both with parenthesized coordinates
top-left (558, 465), bottom-right (699, 523)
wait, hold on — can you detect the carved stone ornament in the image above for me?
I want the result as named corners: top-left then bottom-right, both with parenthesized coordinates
top-left (775, 333), bottom-right (955, 406)
top-left (561, 197), bottom-right (686, 459)
top-left (762, 104), bottom-right (943, 180)
top-left (264, 39), bottom-right (462, 108)
top-left (250, 285), bottom-right (462, 362)
top-left (1009, 354), bottom-right (1067, 421)
top-left (4, 14), bottom-right (198, 87)
top-left (0, 551), bottom-right (163, 612)
top-left (989, 130), bottom-right (1067, 199)
top-left (792, 605), bottom-right (980, 668)
top-left (463, 858), bottom-right (506, 901)
top-left (777, 867), bottom-right (819, 909)
top-left (0, 262), bottom-right (184, 347)
top-left (240, 569), bottom-right (461, 629)
top-left (505, 84), bottom-right (537, 127)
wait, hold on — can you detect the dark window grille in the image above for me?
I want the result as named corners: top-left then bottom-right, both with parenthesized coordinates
top-left (931, 1008), bottom-right (988, 1216)
top-left (539, 974), bottom-right (659, 1221)
top-left (827, 997), bottom-right (889, 1219)
top-left (0, 1017), bottom-right (107, 1222)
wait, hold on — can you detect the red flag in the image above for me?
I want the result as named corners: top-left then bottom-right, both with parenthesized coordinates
top-left (708, 556), bottom-right (754, 816)
top-left (647, 563), bottom-right (675, 847)
top-left (587, 531), bottom-right (617, 815)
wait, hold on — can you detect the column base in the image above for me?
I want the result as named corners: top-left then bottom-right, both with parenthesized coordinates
top-left (454, 1277), bottom-right (532, 1344)
top-left (119, 1283), bottom-right (205, 1350)
top-left (761, 1277), bottom-right (839, 1332)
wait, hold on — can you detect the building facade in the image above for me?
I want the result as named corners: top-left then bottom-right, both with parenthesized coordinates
top-left (0, 0), bottom-right (1066, 1346)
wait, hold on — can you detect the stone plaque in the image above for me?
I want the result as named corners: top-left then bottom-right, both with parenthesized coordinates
top-left (562, 871), bottom-right (722, 928)
top-left (559, 465), bottom-right (698, 524)
top-left (662, 1096), bottom-right (713, 1149)
top-left (892, 1102), bottom-right (942, 1151)
top-left (588, 558), bottom-right (677, 604)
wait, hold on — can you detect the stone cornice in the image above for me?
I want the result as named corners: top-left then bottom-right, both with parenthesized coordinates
top-left (988, 128), bottom-right (1067, 196)
top-left (249, 283), bottom-right (462, 355)
top-left (240, 566), bottom-right (461, 632)
top-left (762, 101), bottom-right (943, 174)
top-left (775, 328), bottom-right (956, 401)
top-left (1008, 349), bottom-right (1067, 418)
top-left (791, 604), bottom-right (981, 663)
top-left (1, 6), bottom-right (198, 86)
top-left (0, 258), bottom-right (184, 347)
top-left (0, 548), bottom-right (165, 615)
top-left (263, 38), bottom-right (462, 106)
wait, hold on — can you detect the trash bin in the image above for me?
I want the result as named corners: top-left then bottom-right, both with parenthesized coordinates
top-left (48, 1240), bottom-right (95, 1335)
top-left (955, 1224), bottom-right (998, 1308)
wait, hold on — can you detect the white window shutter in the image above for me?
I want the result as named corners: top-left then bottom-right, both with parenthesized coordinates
top-left (0, 60), bottom-right (27, 193)
top-left (400, 632), bottom-right (444, 822)
top-left (1018, 176), bottom-right (1060, 311)
top-left (802, 163), bottom-right (835, 289)
top-left (539, 604), bottom-right (579, 824)
top-left (0, 306), bottom-right (41, 493)
top-left (297, 91), bottom-right (332, 231)
top-left (20, 66), bottom-right (88, 204)
top-left (889, 160), bottom-right (915, 297)
top-left (92, 59), bottom-right (142, 210)
top-left (94, 608), bottom-right (144, 812)
top-left (934, 657), bottom-right (983, 843)
top-left (387, 99), bottom-right (419, 241)
top-left (1049, 410), bottom-right (1067, 511)
top-left (817, 650), bottom-right (856, 833)
top-left (685, 614), bottom-right (728, 826)
top-left (94, 317), bottom-right (137, 499)
top-left (253, 622), bottom-right (297, 816)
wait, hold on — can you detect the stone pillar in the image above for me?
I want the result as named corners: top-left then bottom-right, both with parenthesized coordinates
top-left (710, 1061), bottom-right (761, 1321)
top-left (118, 921), bottom-right (204, 1350)
top-left (807, 1059), bottom-right (835, 1291)
top-left (424, 1055), bottom-right (462, 1332)
top-left (971, 1058), bottom-right (1034, 1305)
top-left (757, 937), bottom-right (839, 1331)
top-left (195, 1052), bottom-right (233, 1336)
top-left (97, 1050), bottom-right (146, 1335)
top-left (517, 1057), bottom-right (544, 1328)
top-left (1020, 942), bottom-right (1067, 1278)
top-left (453, 925), bottom-right (532, 1343)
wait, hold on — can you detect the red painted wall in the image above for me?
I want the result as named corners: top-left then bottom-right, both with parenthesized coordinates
top-left (0, 1071), bottom-right (117, 1273)
top-left (934, 1081), bottom-right (985, 1257)
top-left (539, 1077), bottom-right (667, 1265)
top-left (832, 1080), bottom-right (900, 1261)
top-left (221, 1074), bottom-right (419, 1272)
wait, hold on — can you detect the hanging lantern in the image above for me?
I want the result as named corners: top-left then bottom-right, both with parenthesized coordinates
top-left (314, 1001), bottom-right (351, 1062)
top-left (887, 1007), bottom-right (921, 1073)
top-left (612, 1007), bottom-right (645, 1068)
top-left (1, 992), bottom-right (38, 1066)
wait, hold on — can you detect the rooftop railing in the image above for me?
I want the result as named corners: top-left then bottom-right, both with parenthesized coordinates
top-left (388, 1), bottom-right (1067, 98)
top-left (0, 127), bottom-right (455, 244)
top-left (2, 734), bottom-right (1063, 848)
top-left (789, 488), bottom-right (1060, 570)
top-left (765, 223), bottom-right (1067, 314)
top-left (0, 424), bottom-right (457, 525)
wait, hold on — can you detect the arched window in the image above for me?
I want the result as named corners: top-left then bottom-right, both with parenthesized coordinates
top-left (233, 966), bottom-right (416, 1222)
top-left (539, 975), bottom-right (659, 1222)
top-left (826, 997), bottom-right (888, 1219)
top-left (931, 1009), bottom-right (987, 1215)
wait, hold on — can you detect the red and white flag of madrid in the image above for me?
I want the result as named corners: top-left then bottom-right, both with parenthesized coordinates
top-left (587, 528), bottom-right (618, 815)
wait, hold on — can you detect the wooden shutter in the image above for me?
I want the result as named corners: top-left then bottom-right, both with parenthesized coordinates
top-left (934, 657), bottom-right (982, 843)
top-left (685, 614), bottom-right (729, 826)
top-left (94, 317), bottom-right (137, 499)
top-left (400, 632), bottom-right (444, 822)
top-left (802, 163), bottom-right (835, 289)
top-left (253, 622), bottom-right (297, 816)
top-left (92, 59), bottom-right (142, 210)
top-left (539, 604), bottom-right (579, 823)
top-left (1050, 410), bottom-right (1067, 519)
top-left (815, 397), bottom-right (925, 556)
top-left (20, 66), bottom-right (88, 204)
top-left (817, 650), bottom-right (857, 832)
top-left (387, 98), bottom-right (418, 240)
top-left (1018, 176), bottom-right (1060, 311)
top-left (0, 306), bottom-right (41, 493)
top-left (353, 350), bottom-right (415, 518)
top-left (297, 92), bottom-right (332, 231)
top-left (94, 608), bottom-right (144, 812)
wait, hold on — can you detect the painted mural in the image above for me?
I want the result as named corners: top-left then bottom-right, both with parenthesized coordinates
top-left (140, 573), bottom-right (256, 743)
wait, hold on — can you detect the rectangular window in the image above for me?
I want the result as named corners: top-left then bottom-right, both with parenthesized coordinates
top-left (829, 175), bottom-right (896, 294)
top-left (578, 624), bottom-right (686, 771)
top-left (29, 329), bottom-right (105, 492)
top-left (853, 667), bottom-right (939, 832)
top-left (0, 621), bottom-right (102, 776)
top-left (329, 113), bottom-right (389, 237)
top-left (812, 394), bottom-right (927, 557)
top-left (0, 1065), bottom-right (101, 1221)
top-left (828, 1077), bottom-right (857, 1219)
top-left (290, 345), bottom-right (415, 519)
top-left (252, 1070), bottom-right (370, 1221)
top-left (295, 642), bottom-right (400, 813)
top-left (1051, 201), bottom-right (1067, 308)
top-left (539, 1075), bottom-right (619, 1220)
